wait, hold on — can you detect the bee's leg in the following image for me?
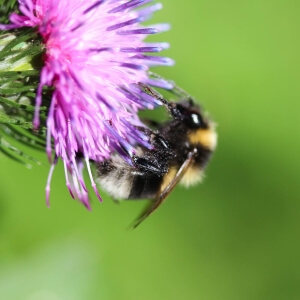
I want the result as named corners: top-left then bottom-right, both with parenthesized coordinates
top-left (131, 149), bottom-right (197, 229)
top-left (132, 155), bottom-right (165, 174)
top-left (131, 130), bottom-right (171, 175)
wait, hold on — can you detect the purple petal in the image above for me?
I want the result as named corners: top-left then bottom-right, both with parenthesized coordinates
top-left (121, 47), bottom-right (163, 53)
top-left (117, 28), bottom-right (159, 35)
top-left (106, 16), bottom-right (146, 31)
top-left (108, 0), bottom-right (152, 14)
top-left (83, 0), bottom-right (105, 14)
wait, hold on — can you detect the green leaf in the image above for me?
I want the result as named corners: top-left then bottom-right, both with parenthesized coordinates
top-left (0, 0), bottom-right (19, 24)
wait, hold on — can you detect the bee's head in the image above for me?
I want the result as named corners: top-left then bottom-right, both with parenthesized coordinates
top-left (170, 99), bottom-right (217, 151)
top-left (170, 99), bottom-right (209, 129)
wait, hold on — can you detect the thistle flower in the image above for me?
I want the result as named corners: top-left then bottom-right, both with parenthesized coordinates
top-left (0, 0), bottom-right (174, 208)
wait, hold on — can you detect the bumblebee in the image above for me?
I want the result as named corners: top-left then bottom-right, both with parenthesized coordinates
top-left (96, 85), bottom-right (217, 227)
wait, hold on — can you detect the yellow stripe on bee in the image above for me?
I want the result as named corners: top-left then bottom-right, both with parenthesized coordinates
top-left (180, 166), bottom-right (204, 187)
top-left (188, 128), bottom-right (217, 150)
top-left (160, 165), bottom-right (204, 194)
top-left (160, 167), bottom-right (178, 194)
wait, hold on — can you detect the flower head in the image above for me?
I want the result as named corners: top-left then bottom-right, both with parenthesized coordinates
top-left (1, 0), bottom-right (173, 207)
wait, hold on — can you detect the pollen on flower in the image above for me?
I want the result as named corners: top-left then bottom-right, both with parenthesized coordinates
top-left (1, 0), bottom-right (174, 207)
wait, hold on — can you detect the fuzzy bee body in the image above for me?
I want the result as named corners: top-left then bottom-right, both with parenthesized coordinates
top-left (97, 127), bottom-right (171, 200)
top-left (96, 95), bottom-right (217, 227)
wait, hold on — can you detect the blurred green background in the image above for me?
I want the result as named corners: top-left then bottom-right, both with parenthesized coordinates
top-left (1, 0), bottom-right (300, 299)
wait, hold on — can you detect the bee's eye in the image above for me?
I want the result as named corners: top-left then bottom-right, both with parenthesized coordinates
top-left (185, 113), bottom-right (205, 129)
top-left (191, 113), bottom-right (201, 125)
top-left (171, 103), bottom-right (207, 129)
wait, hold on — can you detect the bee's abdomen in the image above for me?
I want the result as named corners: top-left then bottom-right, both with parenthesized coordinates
top-left (97, 168), bottom-right (131, 200)
top-left (96, 156), bottom-right (164, 200)
top-left (128, 172), bottom-right (163, 199)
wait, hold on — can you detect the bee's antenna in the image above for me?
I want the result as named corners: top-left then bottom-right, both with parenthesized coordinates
top-left (138, 82), bottom-right (178, 119)
top-left (147, 71), bottom-right (193, 100)
top-left (138, 82), bottom-right (170, 106)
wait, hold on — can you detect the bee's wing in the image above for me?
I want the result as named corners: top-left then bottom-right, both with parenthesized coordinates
top-left (131, 149), bottom-right (197, 229)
